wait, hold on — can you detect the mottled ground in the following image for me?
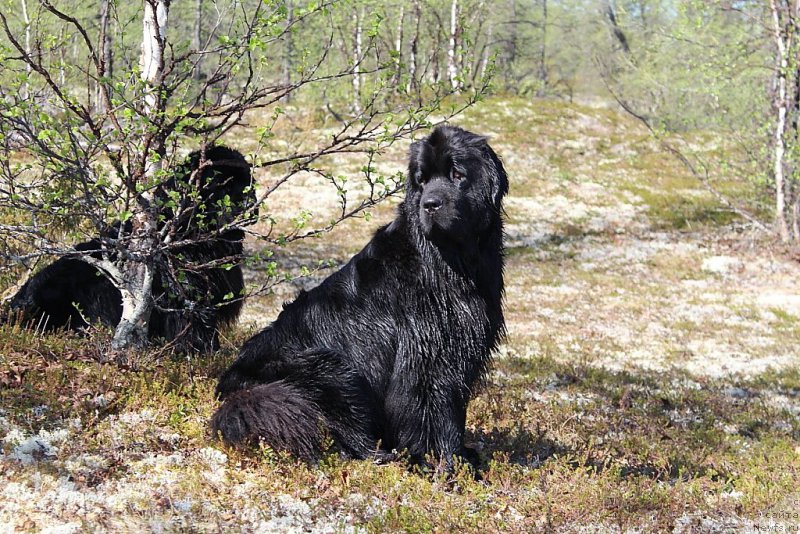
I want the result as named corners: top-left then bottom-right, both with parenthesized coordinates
top-left (1, 98), bottom-right (798, 533)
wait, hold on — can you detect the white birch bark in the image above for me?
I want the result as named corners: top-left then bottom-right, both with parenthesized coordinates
top-left (770, 0), bottom-right (790, 242)
top-left (407, 0), bottom-right (420, 93)
top-left (141, 0), bottom-right (168, 122)
top-left (352, 9), bottom-right (363, 114)
top-left (193, 0), bottom-right (203, 80)
top-left (20, 0), bottom-right (31, 99)
top-left (447, 0), bottom-right (459, 90)
top-left (480, 23), bottom-right (492, 81)
top-left (393, 5), bottom-right (404, 89)
top-left (112, 0), bottom-right (169, 350)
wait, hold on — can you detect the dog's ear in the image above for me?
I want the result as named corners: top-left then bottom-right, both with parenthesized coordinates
top-left (428, 125), bottom-right (448, 148)
top-left (482, 144), bottom-right (508, 206)
top-left (407, 140), bottom-right (422, 188)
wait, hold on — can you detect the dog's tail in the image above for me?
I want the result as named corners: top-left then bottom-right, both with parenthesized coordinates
top-left (211, 381), bottom-right (324, 461)
top-left (211, 348), bottom-right (379, 461)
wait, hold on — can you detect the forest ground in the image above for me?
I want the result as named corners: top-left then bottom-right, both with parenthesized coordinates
top-left (1, 97), bottom-right (799, 532)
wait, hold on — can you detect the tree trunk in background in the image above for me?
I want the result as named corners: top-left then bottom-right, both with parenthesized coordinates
top-left (193, 0), bottom-right (203, 80)
top-left (112, 0), bottom-right (168, 350)
top-left (58, 26), bottom-right (66, 86)
top-left (606, 0), bottom-right (631, 54)
top-left (283, 0), bottom-right (293, 99)
top-left (407, 0), bottom-right (420, 94)
top-left (537, 0), bottom-right (547, 96)
top-left (480, 23), bottom-right (492, 81)
top-left (20, 0), bottom-right (31, 100)
top-left (96, 0), bottom-right (112, 114)
top-left (793, 197), bottom-right (800, 240)
top-left (352, 9), bottom-right (363, 114)
top-left (392, 5), bottom-right (404, 90)
top-left (432, 37), bottom-right (440, 84)
top-left (507, 0), bottom-right (518, 87)
top-left (447, 0), bottom-right (459, 90)
top-left (769, 0), bottom-right (792, 242)
top-left (790, 2), bottom-right (800, 241)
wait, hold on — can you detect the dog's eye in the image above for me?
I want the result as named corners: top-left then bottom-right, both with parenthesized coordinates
top-left (451, 169), bottom-right (466, 181)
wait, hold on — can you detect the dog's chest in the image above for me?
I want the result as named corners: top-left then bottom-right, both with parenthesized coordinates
top-left (396, 272), bottom-right (493, 358)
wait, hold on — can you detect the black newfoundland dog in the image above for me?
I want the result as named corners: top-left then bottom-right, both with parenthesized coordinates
top-left (5, 146), bottom-right (255, 353)
top-left (212, 125), bottom-right (508, 467)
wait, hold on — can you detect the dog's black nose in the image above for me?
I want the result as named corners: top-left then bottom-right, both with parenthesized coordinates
top-left (423, 196), bottom-right (443, 213)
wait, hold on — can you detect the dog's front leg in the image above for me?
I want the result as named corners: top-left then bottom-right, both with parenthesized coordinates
top-left (384, 376), bottom-right (469, 468)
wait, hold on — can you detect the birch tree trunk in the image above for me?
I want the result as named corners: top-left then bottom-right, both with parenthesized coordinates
top-left (407, 0), bottom-right (420, 94)
top-left (793, 197), bottom-right (800, 241)
top-left (352, 9), bottom-right (363, 114)
top-left (58, 26), bottom-right (66, 86)
top-left (770, 0), bottom-right (791, 242)
top-left (447, 0), bottom-right (459, 91)
top-left (790, 1), bottom-right (800, 241)
top-left (96, 0), bottom-right (112, 114)
top-left (193, 0), bottom-right (203, 80)
top-left (283, 0), bottom-right (293, 100)
top-left (505, 0), bottom-right (518, 86)
top-left (480, 23), bottom-right (492, 81)
top-left (111, 0), bottom-right (168, 350)
top-left (392, 5), bottom-right (404, 90)
top-left (20, 0), bottom-right (31, 100)
top-left (537, 0), bottom-right (547, 96)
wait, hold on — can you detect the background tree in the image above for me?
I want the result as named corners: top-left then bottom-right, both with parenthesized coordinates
top-left (768, 0), bottom-right (800, 241)
top-left (594, 1), bottom-right (781, 237)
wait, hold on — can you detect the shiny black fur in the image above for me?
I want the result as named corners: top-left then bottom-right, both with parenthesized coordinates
top-left (212, 125), bottom-right (508, 465)
top-left (6, 146), bottom-right (254, 352)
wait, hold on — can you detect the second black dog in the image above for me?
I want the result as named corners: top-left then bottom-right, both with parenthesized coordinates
top-left (6, 146), bottom-right (255, 352)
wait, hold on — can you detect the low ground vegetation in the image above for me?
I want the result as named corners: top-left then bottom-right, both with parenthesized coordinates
top-left (1, 98), bottom-right (799, 532)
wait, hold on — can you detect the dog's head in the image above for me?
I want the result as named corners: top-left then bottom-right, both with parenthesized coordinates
top-left (406, 125), bottom-right (508, 245)
top-left (160, 146), bottom-right (256, 233)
